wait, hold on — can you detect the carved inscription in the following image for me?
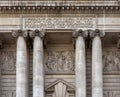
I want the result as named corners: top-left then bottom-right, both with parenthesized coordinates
top-left (103, 51), bottom-right (120, 72)
top-left (45, 51), bottom-right (75, 73)
top-left (23, 17), bottom-right (97, 29)
top-left (0, 52), bottom-right (16, 74)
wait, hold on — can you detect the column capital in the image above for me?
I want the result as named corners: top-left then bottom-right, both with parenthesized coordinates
top-left (89, 29), bottom-right (105, 38)
top-left (29, 29), bottom-right (45, 38)
top-left (73, 29), bottom-right (88, 38)
top-left (12, 30), bottom-right (28, 38)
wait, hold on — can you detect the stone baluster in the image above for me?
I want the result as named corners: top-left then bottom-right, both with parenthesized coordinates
top-left (73, 29), bottom-right (88, 97)
top-left (90, 29), bottom-right (105, 97)
top-left (12, 30), bottom-right (29, 97)
top-left (29, 29), bottom-right (45, 97)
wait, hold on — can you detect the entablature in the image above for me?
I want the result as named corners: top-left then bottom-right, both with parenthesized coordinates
top-left (0, 0), bottom-right (120, 13)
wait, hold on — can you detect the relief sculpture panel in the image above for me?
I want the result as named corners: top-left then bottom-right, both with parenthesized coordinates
top-left (0, 52), bottom-right (16, 74)
top-left (103, 51), bottom-right (120, 73)
top-left (45, 51), bottom-right (75, 73)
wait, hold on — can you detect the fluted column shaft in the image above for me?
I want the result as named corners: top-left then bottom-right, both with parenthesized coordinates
top-left (74, 30), bottom-right (87, 97)
top-left (92, 30), bottom-right (104, 97)
top-left (13, 31), bottom-right (29, 97)
top-left (30, 30), bottom-right (45, 97)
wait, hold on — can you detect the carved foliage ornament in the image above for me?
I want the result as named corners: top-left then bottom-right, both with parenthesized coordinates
top-left (103, 51), bottom-right (120, 72)
top-left (23, 17), bottom-right (97, 30)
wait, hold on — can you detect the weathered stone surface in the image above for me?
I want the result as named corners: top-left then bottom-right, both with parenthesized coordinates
top-left (92, 36), bottom-right (103, 97)
top-left (33, 36), bottom-right (44, 97)
top-left (16, 36), bottom-right (28, 97)
top-left (75, 35), bottom-right (86, 97)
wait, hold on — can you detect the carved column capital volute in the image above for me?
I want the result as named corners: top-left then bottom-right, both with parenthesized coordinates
top-left (29, 29), bottom-right (45, 39)
top-left (89, 29), bottom-right (105, 38)
top-left (12, 29), bottom-right (28, 38)
top-left (73, 29), bottom-right (88, 38)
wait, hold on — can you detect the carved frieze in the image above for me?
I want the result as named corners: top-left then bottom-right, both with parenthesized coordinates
top-left (45, 51), bottom-right (75, 73)
top-left (0, 52), bottom-right (16, 74)
top-left (23, 17), bottom-right (97, 30)
top-left (103, 51), bottom-right (120, 73)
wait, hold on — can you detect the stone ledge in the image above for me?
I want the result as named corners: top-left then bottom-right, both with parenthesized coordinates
top-left (0, 1), bottom-right (119, 6)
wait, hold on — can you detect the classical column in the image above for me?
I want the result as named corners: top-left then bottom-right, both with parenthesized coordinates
top-left (12, 30), bottom-right (29, 97)
top-left (29, 30), bottom-right (45, 97)
top-left (73, 30), bottom-right (88, 97)
top-left (91, 29), bottom-right (105, 97)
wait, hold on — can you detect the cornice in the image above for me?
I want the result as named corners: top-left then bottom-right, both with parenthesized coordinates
top-left (0, 1), bottom-right (120, 14)
top-left (0, 6), bottom-right (120, 14)
top-left (0, 1), bottom-right (119, 6)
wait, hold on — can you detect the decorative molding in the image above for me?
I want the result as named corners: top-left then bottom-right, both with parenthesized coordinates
top-left (103, 51), bottom-right (120, 73)
top-left (46, 79), bottom-right (75, 97)
top-left (0, 1), bottom-right (119, 14)
top-left (45, 51), bottom-right (75, 73)
top-left (0, 1), bottom-right (119, 6)
top-left (23, 17), bottom-right (97, 30)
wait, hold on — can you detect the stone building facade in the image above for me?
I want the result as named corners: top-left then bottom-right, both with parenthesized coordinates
top-left (0, 0), bottom-right (120, 97)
